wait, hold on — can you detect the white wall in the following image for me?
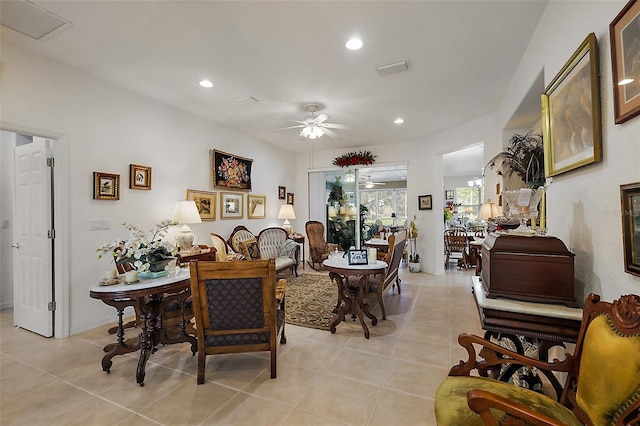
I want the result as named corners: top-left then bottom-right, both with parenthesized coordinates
top-left (0, 131), bottom-right (16, 310)
top-left (1, 43), bottom-right (296, 335)
top-left (498, 1), bottom-right (640, 303)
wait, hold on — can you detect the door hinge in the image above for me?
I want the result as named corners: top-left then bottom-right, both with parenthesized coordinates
top-left (48, 301), bottom-right (56, 311)
top-left (47, 229), bottom-right (56, 239)
top-left (47, 157), bottom-right (55, 167)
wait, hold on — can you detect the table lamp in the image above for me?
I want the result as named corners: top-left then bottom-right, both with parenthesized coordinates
top-left (172, 200), bottom-right (202, 253)
top-left (478, 199), bottom-right (500, 234)
top-left (278, 204), bottom-right (296, 236)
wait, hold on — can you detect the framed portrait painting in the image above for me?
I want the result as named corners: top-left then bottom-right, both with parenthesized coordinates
top-left (247, 194), bottom-right (266, 219)
top-left (93, 172), bottom-right (119, 200)
top-left (418, 194), bottom-right (432, 210)
top-left (220, 192), bottom-right (244, 219)
top-left (610, 0), bottom-right (640, 124)
top-left (186, 189), bottom-right (216, 221)
top-left (129, 164), bottom-right (152, 190)
top-left (212, 150), bottom-right (253, 191)
top-left (542, 33), bottom-right (602, 177)
top-left (620, 182), bottom-right (640, 276)
top-left (278, 186), bottom-right (286, 200)
top-left (287, 192), bottom-right (294, 205)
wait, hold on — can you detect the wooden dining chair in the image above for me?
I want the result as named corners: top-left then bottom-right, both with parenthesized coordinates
top-left (444, 228), bottom-right (470, 270)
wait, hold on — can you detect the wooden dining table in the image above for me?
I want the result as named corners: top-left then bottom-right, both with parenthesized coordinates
top-left (322, 256), bottom-right (387, 339)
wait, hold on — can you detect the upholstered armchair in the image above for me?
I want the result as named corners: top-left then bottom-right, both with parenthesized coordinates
top-left (434, 293), bottom-right (640, 425)
top-left (189, 259), bottom-right (286, 385)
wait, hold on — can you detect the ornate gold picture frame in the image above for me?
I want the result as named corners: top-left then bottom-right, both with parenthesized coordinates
top-left (93, 172), bottom-right (120, 200)
top-left (220, 192), bottom-right (244, 219)
top-left (129, 164), bottom-right (152, 190)
top-left (186, 189), bottom-right (216, 221)
top-left (542, 33), bottom-right (602, 177)
top-left (247, 194), bottom-right (266, 219)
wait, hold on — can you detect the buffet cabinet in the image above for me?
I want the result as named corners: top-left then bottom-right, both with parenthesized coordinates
top-left (481, 233), bottom-right (576, 307)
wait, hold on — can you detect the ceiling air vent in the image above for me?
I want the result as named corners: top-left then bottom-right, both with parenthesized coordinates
top-left (0, 0), bottom-right (70, 40)
top-left (376, 60), bottom-right (409, 76)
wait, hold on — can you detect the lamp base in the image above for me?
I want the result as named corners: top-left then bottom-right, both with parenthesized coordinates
top-left (176, 232), bottom-right (194, 253)
top-left (282, 219), bottom-right (292, 236)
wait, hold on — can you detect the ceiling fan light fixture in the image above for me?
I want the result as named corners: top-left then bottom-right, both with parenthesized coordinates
top-left (301, 124), bottom-right (324, 139)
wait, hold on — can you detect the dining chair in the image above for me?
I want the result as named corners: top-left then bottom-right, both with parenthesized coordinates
top-left (189, 259), bottom-right (286, 384)
top-left (435, 293), bottom-right (640, 425)
top-left (444, 227), bottom-right (470, 269)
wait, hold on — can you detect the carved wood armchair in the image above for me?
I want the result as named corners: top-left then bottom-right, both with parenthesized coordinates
top-left (434, 293), bottom-right (640, 425)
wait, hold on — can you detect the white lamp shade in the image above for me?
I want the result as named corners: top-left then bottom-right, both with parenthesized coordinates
top-left (478, 200), bottom-right (500, 220)
top-left (278, 204), bottom-right (296, 220)
top-left (172, 200), bottom-right (202, 225)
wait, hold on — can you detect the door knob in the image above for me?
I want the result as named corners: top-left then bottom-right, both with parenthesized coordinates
top-left (11, 243), bottom-right (20, 249)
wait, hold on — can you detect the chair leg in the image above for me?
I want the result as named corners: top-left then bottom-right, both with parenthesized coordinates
top-left (378, 293), bottom-right (386, 320)
top-left (270, 349), bottom-right (277, 378)
top-left (197, 353), bottom-right (206, 385)
top-left (396, 277), bottom-right (401, 294)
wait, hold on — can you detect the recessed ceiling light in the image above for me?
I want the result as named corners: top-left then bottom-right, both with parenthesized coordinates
top-left (394, 118), bottom-right (404, 124)
top-left (345, 38), bottom-right (363, 50)
top-left (199, 80), bottom-right (214, 88)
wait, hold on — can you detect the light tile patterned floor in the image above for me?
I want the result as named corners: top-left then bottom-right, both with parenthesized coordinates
top-left (0, 267), bottom-right (482, 425)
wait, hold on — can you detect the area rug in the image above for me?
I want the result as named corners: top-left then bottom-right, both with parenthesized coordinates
top-left (284, 273), bottom-right (337, 330)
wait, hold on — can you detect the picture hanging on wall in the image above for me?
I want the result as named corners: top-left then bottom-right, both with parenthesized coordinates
top-left (212, 149), bottom-right (253, 191)
top-left (247, 194), bottom-right (266, 219)
top-left (278, 186), bottom-right (286, 200)
top-left (93, 172), bottom-right (120, 200)
top-left (542, 33), bottom-right (602, 177)
top-left (186, 189), bottom-right (216, 221)
top-left (445, 190), bottom-right (454, 200)
top-left (610, 0), bottom-right (640, 124)
top-left (129, 164), bottom-right (152, 190)
top-left (418, 194), bottom-right (432, 210)
top-left (220, 192), bottom-right (244, 219)
top-left (287, 192), bottom-right (294, 205)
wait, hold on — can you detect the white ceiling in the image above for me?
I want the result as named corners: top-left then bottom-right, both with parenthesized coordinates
top-left (1, 0), bottom-right (547, 176)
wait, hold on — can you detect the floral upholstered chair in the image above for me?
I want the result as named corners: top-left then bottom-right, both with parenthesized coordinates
top-left (434, 293), bottom-right (640, 425)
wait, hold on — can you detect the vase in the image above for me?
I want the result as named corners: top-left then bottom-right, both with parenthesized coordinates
top-left (148, 257), bottom-right (174, 272)
top-left (408, 261), bottom-right (421, 273)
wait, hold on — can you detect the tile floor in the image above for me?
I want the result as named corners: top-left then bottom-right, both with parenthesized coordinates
top-left (0, 267), bottom-right (483, 426)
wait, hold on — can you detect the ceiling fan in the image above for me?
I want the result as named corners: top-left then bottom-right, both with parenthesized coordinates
top-left (359, 175), bottom-right (386, 189)
top-left (280, 103), bottom-right (349, 139)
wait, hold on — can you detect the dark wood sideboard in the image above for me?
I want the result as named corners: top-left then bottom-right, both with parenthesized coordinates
top-left (481, 233), bottom-right (576, 307)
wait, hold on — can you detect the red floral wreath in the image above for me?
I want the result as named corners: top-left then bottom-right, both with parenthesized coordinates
top-left (332, 151), bottom-right (376, 167)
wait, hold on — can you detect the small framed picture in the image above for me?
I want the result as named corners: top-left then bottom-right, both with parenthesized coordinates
top-left (278, 186), bottom-right (286, 200)
top-left (129, 164), bottom-right (152, 190)
top-left (187, 189), bottom-right (216, 221)
top-left (445, 190), bottom-right (454, 200)
top-left (620, 182), bottom-right (640, 277)
top-left (418, 194), bottom-right (432, 210)
top-left (287, 192), bottom-right (294, 205)
top-left (347, 249), bottom-right (368, 265)
top-left (247, 194), bottom-right (266, 219)
top-left (93, 172), bottom-right (120, 200)
top-left (220, 192), bottom-right (244, 219)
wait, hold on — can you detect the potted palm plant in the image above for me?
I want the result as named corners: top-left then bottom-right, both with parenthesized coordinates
top-left (486, 132), bottom-right (545, 188)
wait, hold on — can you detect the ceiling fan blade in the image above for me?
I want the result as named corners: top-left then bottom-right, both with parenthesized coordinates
top-left (315, 113), bottom-right (328, 123)
top-left (322, 128), bottom-right (338, 138)
top-left (322, 123), bottom-right (350, 130)
top-left (278, 124), bottom-right (305, 130)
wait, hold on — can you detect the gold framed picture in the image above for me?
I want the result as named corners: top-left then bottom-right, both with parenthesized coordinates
top-left (220, 192), bottom-right (244, 219)
top-left (247, 194), bottom-right (266, 219)
top-left (129, 164), bottom-right (152, 190)
top-left (93, 172), bottom-right (120, 200)
top-left (186, 189), bottom-right (216, 221)
top-left (542, 33), bottom-right (602, 177)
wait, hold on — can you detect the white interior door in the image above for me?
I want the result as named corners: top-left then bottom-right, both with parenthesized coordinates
top-left (13, 138), bottom-right (53, 337)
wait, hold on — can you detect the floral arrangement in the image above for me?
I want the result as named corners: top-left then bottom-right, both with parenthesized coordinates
top-left (217, 156), bottom-right (249, 188)
top-left (332, 150), bottom-right (376, 167)
top-left (97, 220), bottom-right (177, 272)
top-left (407, 215), bottom-right (420, 263)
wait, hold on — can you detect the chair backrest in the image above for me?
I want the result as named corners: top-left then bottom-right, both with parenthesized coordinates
top-left (258, 227), bottom-right (288, 259)
top-left (383, 231), bottom-right (406, 289)
top-left (561, 293), bottom-right (640, 425)
top-left (444, 228), bottom-right (468, 253)
top-left (189, 259), bottom-right (278, 353)
top-left (306, 221), bottom-right (329, 261)
top-left (210, 232), bottom-right (230, 261)
top-left (228, 225), bottom-right (257, 253)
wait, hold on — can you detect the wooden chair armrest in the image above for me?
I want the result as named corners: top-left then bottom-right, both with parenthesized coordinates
top-left (467, 389), bottom-right (568, 426)
top-left (275, 279), bottom-right (286, 303)
top-left (449, 333), bottom-right (573, 378)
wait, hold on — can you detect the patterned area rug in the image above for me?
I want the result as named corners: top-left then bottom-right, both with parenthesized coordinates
top-left (284, 273), bottom-right (337, 330)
